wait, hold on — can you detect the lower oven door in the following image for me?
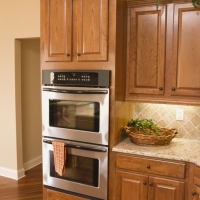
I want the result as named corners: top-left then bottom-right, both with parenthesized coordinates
top-left (42, 138), bottom-right (108, 200)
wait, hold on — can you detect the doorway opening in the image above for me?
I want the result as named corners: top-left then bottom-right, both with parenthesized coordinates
top-left (15, 38), bottom-right (42, 177)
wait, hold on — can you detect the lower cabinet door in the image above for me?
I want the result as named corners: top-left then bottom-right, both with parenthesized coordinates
top-left (191, 185), bottom-right (200, 200)
top-left (191, 193), bottom-right (200, 200)
top-left (115, 170), bottom-right (148, 200)
top-left (148, 176), bottom-right (185, 200)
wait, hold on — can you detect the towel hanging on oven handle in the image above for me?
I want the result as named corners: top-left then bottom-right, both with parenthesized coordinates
top-left (43, 139), bottom-right (107, 152)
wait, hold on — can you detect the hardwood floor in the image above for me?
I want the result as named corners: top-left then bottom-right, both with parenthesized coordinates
top-left (0, 164), bottom-right (43, 200)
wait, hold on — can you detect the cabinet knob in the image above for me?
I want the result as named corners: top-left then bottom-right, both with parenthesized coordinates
top-left (171, 87), bottom-right (176, 91)
top-left (159, 87), bottom-right (163, 90)
top-left (143, 181), bottom-right (147, 185)
top-left (77, 53), bottom-right (81, 56)
top-left (147, 165), bottom-right (150, 169)
top-left (192, 192), bottom-right (196, 196)
top-left (66, 53), bottom-right (70, 56)
top-left (149, 183), bottom-right (153, 186)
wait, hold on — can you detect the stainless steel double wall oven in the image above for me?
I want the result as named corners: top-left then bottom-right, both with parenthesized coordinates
top-left (42, 70), bottom-right (110, 200)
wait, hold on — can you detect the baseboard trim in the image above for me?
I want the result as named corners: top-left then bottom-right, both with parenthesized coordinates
top-left (0, 166), bottom-right (25, 180)
top-left (0, 155), bottom-right (42, 180)
top-left (23, 155), bottom-right (42, 171)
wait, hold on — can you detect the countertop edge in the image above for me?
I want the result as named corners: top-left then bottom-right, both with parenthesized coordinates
top-left (112, 138), bottom-right (200, 167)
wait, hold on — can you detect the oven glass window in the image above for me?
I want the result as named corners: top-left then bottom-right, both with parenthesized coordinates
top-left (49, 100), bottom-right (100, 132)
top-left (49, 151), bottom-right (99, 187)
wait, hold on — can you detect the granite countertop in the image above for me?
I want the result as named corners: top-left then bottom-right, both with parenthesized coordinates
top-left (112, 137), bottom-right (200, 167)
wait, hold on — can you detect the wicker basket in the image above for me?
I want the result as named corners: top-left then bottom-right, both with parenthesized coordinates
top-left (124, 126), bottom-right (178, 146)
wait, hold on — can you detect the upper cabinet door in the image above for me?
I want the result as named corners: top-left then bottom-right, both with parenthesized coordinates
top-left (126, 5), bottom-right (166, 95)
top-left (76, 0), bottom-right (108, 61)
top-left (45, 0), bottom-right (72, 62)
top-left (171, 4), bottom-right (200, 97)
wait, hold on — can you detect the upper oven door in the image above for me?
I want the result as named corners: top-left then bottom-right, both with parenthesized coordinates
top-left (42, 86), bottom-right (109, 145)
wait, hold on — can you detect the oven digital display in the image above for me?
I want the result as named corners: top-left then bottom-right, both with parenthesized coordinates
top-left (71, 73), bottom-right (76, 77)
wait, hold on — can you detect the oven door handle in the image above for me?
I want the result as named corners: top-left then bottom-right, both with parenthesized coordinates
top-left (43, 88), bottom-right (108, 94)
top-left (43, 139), bottom-right (107, 152)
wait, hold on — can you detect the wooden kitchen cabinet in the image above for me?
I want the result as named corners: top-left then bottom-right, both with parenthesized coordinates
top-left (191, 186), bottom-right (200, 200)
top-left (191, 166), bottom-right (200, 200)
top-left (44, 0), bottom-right (108, 62)
top-left (171, 4), bottom-right (200, 98)
top-left (44, 0), bottom-right (72, 62)
top-left (148, 176), bottom-right (185, 200)
top-left (115, 171), bottom-right (148, 200)
top-left (126, 5), bottom-right (166, 96)
top-left (116, 171), bottom-right (185, 200)
top-left (126, 2), bottom-right (200, 105)
top-left (75, 0), bottom-right (108, 61)
top-left (115, 154), bottom-right (186, 200)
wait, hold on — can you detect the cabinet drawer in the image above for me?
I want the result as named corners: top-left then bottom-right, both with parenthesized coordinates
top-left (116, 154), bottom-right (185, 178)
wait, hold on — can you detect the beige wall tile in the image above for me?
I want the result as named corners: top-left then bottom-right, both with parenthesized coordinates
top-left (134, 103), bottom-right (200, 140)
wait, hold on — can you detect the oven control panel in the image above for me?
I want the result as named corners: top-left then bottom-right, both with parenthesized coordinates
top-left (42, 70), bottom-right (110, 87)
top-left (51, 72), bottom-right (98, 85)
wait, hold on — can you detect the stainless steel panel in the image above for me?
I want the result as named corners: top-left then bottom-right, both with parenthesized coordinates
top-left (42, 138), bottom-right (108, 199)
top-left (42, 86), bottom-right (109, 145)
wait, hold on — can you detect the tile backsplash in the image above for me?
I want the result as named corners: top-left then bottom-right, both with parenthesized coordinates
top-left (133, 103), bottom-right (200, 140)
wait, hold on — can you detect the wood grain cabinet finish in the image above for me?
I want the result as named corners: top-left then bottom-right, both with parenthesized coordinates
top-left (115, 154), bottom-right (186, 200)
top-left (191, 166), bottom-right (200, 200)
top-left (192, 186), bottom-right (200, 200)
top-left (76, 0), bottom-right (108, 61)
top-left (115, 171), bottom-right (148, 200)
top-left (44, 0), bottom-right (108, 62)
top-left (126, 5), bottom-right (166, 95)
top-left (44, 0), bottom-right (72, 62)
top-left (126, 2), bottom-right (200, 104)
top-left (116, 154), bottom-right (186, 178)
top-left (148, 176), bottom-right (185, 200)
top-left (171, 4), bottom-right (200, 98)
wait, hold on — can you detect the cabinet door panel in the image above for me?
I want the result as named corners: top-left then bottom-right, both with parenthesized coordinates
top-left (115, 170), bottom-right (148, 200)
top-left (76, 0), bottom-right (108, 61)
top-left (127, 5), bottom-right (166, 95)
top-left (148, 176), bottom-right (185, 200)
top-left (171, 4), bottom-right (200, 97)
top-left (191, 194), bottom-right (200, 200)
top-left (45, 0), bottom-right (72, 62)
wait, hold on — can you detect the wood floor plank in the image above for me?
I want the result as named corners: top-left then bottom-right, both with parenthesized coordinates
top-left (0, 164), bottom-right (43, 200)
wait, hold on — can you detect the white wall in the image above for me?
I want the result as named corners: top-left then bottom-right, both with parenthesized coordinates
top-left (0, 0), bottom-right (40, 179)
